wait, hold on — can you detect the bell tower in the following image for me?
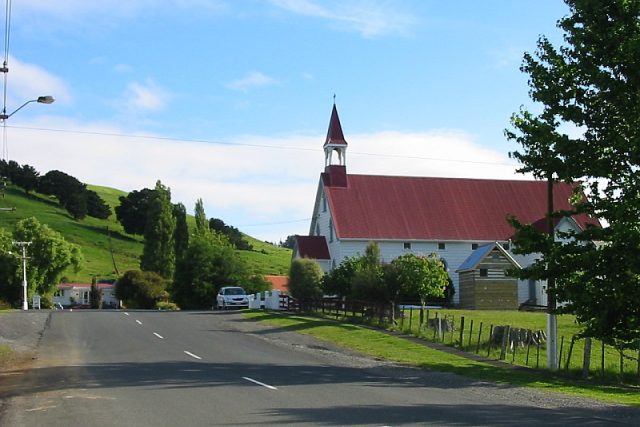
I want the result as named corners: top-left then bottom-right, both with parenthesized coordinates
top-left (323, 103), bottom-right (347, 168)
top-left (323, 103), bottom-right (348, 187)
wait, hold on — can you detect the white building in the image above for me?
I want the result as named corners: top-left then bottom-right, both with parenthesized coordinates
top-left (293, 105), bottom-right (599, 307)
top-left (54, 283), bottom-right (119, 308)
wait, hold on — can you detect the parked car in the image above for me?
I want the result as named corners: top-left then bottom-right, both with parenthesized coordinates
top-left (216, 286), bottom-right (249, 310)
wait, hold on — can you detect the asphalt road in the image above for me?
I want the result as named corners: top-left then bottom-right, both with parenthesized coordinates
top-left (1, 310), bottom-right (639, 426)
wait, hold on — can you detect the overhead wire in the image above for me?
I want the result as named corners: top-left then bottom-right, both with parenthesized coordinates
top-left (7, 124), bottom-right (517, 167)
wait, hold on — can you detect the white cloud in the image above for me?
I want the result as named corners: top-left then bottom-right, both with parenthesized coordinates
top-left (6, 117), bottom-right (521, 242)
top-left (5, 56), bottom-right (72, 107)
top-left (122, 79), bottom-right (171, 113)
top-left (270, 0), bottom-right (415, 38)
top-left (227, 72), bottom-right (279, 92)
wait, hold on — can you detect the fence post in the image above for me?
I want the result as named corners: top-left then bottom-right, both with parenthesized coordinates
top-left (499, 325), bottom-right (510, 361)
top-left (565, 336), bottom-right (576, 371)
top-left (582, 337), bottom-right (592, 379)
top-left (468, 319), bottom-right (474, 350)
top-left (409, 307), bottom-right (413, 333)
top-left (459, 316), bottom-right (465, 350)
top-left (449, 315), bottom-right (455, 344)
top-left (526, 338), bottom-right (531, 367)
top-left (487, 324), bottom-right (494, 357)
top-left (558, 336), bottom-right (565, 371)
top-left (476, 322), bottom-right (483, 354)
top-left (536, 340), bottom-right (540, 369)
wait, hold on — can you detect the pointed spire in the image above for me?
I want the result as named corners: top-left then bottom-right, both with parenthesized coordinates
top-left (324, 103), bottom-right (347, 147)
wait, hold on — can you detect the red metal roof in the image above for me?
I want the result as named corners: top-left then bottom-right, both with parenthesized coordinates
top-left (324, 104), bottom-right (347, 147)
top-left (264, 275), bottom-right (289, 292)
top-left (295, 235), bottom-right (331, 259)
top-left (323, 174), bottom-right (598, 241)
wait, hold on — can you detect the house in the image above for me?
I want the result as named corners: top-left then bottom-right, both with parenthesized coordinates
top-left (456, 242), bottom-right (521, 310)
top-left (264, 275), bottom-right (289, 293)
top-left (293, 104), bottom-right (599, 306)
top-left (54, 283), bottom-right (119, 308)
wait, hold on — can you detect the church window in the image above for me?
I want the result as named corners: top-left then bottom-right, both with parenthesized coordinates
top-left (471, 243), bottom-right (478, 250)
top-left (329, 220), bottom-right (334, 242)
top-left (480, 268), bottom-right (488, 277)
top-left (438, 242), bottom-right (446, 250)
top-left (403, 242), bottom-right (411, 250)
top-left (322, 194), bottom-right (327, 212)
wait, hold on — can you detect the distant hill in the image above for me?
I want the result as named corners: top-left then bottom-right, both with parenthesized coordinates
top-left (0, 184), bottom-right (292, 283)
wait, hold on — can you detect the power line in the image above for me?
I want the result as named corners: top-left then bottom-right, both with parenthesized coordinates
top-left (7, 124), bottom-right (517, 167)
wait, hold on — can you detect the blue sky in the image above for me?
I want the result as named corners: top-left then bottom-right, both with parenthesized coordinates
top-left (2, 0), bottom-right (569, 242)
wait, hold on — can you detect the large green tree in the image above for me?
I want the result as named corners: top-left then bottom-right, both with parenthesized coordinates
top-left (115, 187), bottom-right (155, 235)
top-left (172, 232), bottom-right (248, 309)
top-left (173, 202), bottom-right (189, 261)
top-left (194, 198), bottom-right (208, 235)
top-left (140, 181), bottom-right (176, 280)
top-left (12, 217), bottom-right (83, 306)
top-left (288, 258), bottom-right (323, 303)
top-left (506, 0), bottom-right (640, 348)
top-left (0, 228), bottom-right (20, 306)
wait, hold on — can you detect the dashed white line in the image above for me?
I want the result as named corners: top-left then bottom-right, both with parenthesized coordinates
top-left (242, 377), bottom-right (278, 390)
top-left (184, 351), bottom-right (202, 360)
top-left (153, 332), bottom-right (164, 339)
top-left (124, 312), bottom-right (129, 316)
top-left (135, 320), bottom-right (143, 325)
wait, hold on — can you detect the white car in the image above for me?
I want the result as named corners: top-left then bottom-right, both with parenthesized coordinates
top-left (216, 286), bottom-right (249, 310)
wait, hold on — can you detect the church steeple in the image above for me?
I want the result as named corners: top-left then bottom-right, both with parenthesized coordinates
top-left (324, 103), bottom-right (347, 168)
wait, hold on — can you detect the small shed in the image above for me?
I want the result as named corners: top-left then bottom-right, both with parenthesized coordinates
top-left (456, 242), bottom-right (521, 310)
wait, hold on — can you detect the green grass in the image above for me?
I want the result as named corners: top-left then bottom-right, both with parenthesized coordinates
top-left (0, 344), bottom-right (11, 354)
top-left (0, 185), bottom-right (292, 282)
top-left (394, 308), bottom-right (640, 382)
top-left (244, 311), bottom-right (640, 406)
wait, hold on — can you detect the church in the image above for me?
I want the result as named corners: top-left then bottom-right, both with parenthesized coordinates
top-left (293, 105), bottom-right (598, 307)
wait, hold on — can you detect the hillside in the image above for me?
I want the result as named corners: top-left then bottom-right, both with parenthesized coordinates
top-left (0, 184), bottom-right (292, 283)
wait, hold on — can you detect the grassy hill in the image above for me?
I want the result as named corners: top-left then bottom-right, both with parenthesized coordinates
top-left (0, 184), bottom-right (292, 283)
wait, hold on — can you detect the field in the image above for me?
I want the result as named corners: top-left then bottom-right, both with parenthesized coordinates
top-left (0, 184), bottom-right (292, 283)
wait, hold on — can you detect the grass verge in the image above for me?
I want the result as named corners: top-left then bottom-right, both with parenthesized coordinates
top-left (244, 310), bottom-right (640, 406)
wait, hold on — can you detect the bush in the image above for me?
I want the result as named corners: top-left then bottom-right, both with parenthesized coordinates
top-left (155, 301), bottom-right (180, 310)
top-left (288, 258), bottom-right (323, 301)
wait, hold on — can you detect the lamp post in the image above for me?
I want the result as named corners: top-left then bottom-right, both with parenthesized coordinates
top-left (0, 95), bottom-right (55, 120)
top-left (12, 241), bottom-right (31, 310)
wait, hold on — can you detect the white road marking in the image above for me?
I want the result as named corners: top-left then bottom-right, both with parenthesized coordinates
top-left (135, 320), bottom-right (142, 325)
top-left (153, 332), bottom-right (164, 339)
top-left (25, 405), bottom-right (58, 412)
top-left (184, 351), bottom-right (202, 360)
top-left (124, 312), bottom-right (129, 316)
top-left (242, 377), bottom-right (278, 390)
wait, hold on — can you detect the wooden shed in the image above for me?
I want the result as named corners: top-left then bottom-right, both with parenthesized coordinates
top-left (456, 242), bottom-right (521, 310)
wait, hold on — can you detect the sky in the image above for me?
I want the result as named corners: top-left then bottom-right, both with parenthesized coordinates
top-left (0, 0), bottom-right (570, 243)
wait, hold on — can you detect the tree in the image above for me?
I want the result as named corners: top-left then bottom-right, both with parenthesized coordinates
top-left (90, 276), bottom-right (103, 309)
top-left (244, 274), bottom-right (272, 295)
top-left (86, 189), bottom-right (111, 219)
top-left (12, 217), bottom-right (83, 302)
top-left (209, 217), bottom-right (252, 250)
top-left (115, 188), bottom-right (155, 235)
top-left (194, 198), bottom-right (208, 235)
top-left (322, 256), bottom-right (358, 298)
top-left (279, 235), bottom-right (296, 250)
top-left (388, 253), bottom-right (448, 323)
top-left (172, 232), bottom-right (248, 309)
top-left (173, 202), bottom-right (189, 261)
top-left (12, 164), bottom-right (40, 194)
top-left (350, 242), bottom-right (386, 303)
top-left (65, 190), bottom-right (88, 220)
top-left (140, 181), bottom-right (175, 280)
top-left (0, 227), bottom-right (20, 306)
top-left (505, 0), bottom-right (640, 349)
top-left (116, 269), bottom-right (167, 309)
top-left (38, 170), bottom-right (85, 208)
top-left (287, 258), bottom-right (323, 304)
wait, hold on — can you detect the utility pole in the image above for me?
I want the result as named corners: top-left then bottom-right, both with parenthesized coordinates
top-left (546, 173), bottom-right (558, 370)
top-left (13, 241), bottom-right (31, 310)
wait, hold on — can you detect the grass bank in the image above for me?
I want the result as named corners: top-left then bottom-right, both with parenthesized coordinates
top-left (243, 311), bottom-right (640, 406)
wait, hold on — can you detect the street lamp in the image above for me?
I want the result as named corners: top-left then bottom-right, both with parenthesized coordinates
top-left (0, 96), bottom-right (55, 120)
